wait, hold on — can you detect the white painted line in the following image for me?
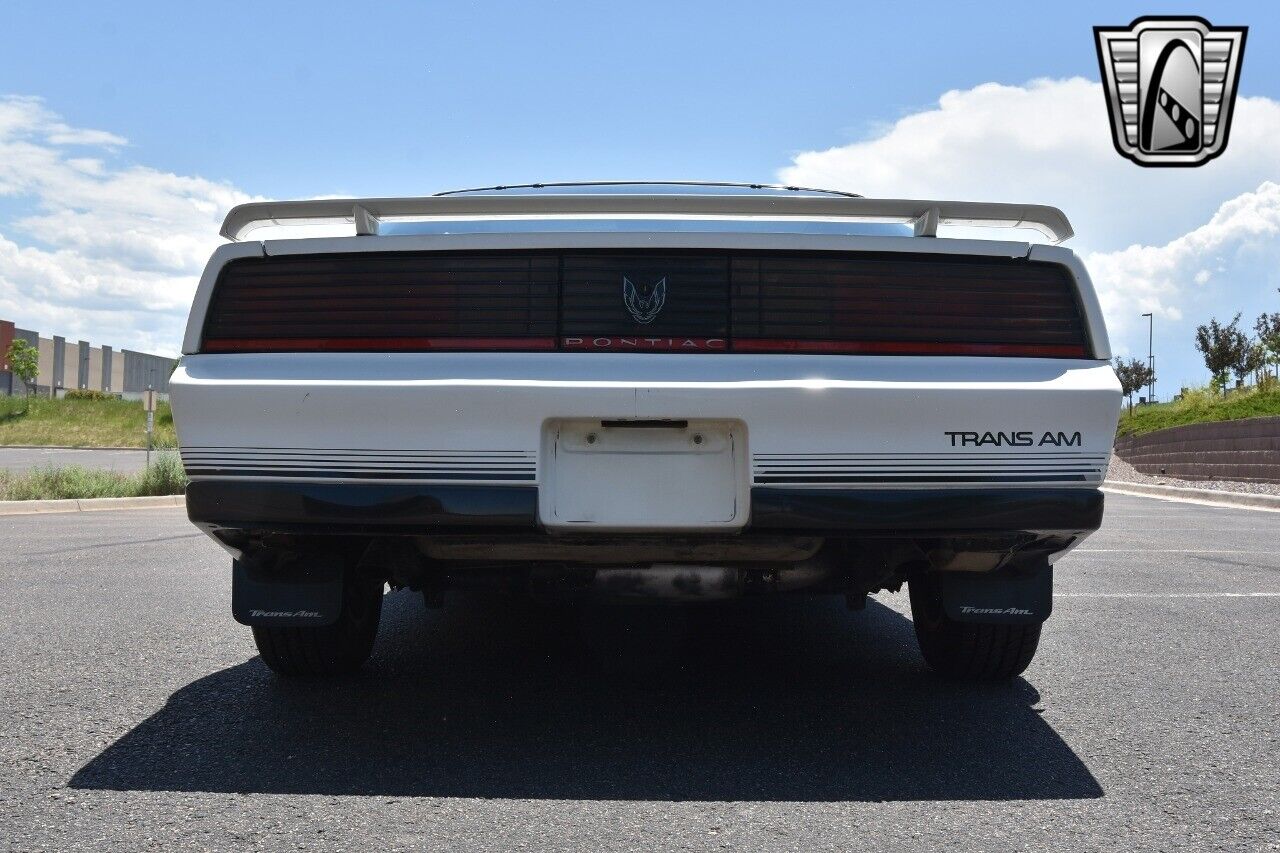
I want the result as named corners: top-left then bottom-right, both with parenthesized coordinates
top-left (1076, 549), bottom-right (1280, 554)
top-left (1056, 592), bottom-right (1280, 598)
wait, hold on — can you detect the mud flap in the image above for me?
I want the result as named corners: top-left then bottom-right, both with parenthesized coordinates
top-left (939, 562), bottom-right (1052, 625)
top-left (231, 555), bottom-right (344, 627)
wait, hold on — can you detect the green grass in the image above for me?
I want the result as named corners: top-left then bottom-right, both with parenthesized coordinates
top-left (0, 452), bottom-right (188, 500)
top-left (1116, 384), bottom-right (1280, 438)
top-left (0, 395), bottom-right (176, 448)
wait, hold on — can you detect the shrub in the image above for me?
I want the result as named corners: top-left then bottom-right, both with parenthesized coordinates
top-left (0, 394), bottom-right (28, 420)
top-left (64, 389), bottom-right (115, 401)
top-left (0, 451), bottom-right (188, 501)
top-left (136, 451), bottom-right (188, 496)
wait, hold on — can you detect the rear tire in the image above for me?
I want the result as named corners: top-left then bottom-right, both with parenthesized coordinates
top-left (252, 573), bottom-right (384, 677)
top-left (908, 574), bottom-right (1041, 681)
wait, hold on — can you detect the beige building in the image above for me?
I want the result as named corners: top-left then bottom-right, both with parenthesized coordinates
top-left (1, 318), bottom-right (174, 398)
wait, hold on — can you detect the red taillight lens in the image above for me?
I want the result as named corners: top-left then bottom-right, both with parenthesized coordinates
top-left (201, 253), bottom-right (558, 353)
top-left (729, 254), bottom-right (1088, 357)
top-left (201, 336), bottom-right (557, 353)
top-left (730, 340), bottom-right (1088, 357)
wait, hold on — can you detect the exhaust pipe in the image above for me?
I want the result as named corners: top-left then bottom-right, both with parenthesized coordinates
top-left (579, 562), bottom-right (836, 602)
top-left (591, 565), bottom-right (743, 601)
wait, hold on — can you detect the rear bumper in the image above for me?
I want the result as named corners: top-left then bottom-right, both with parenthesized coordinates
top-left (187, 480), bottom-right (1103, 540)
top-left (175, 353), bottom-right (1118, 562)
top-left (171, 353), bottom-right (1122, 495)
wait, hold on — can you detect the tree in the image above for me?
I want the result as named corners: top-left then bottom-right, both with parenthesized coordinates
top-left (1240, 341), bottom-right (1267, 386)
top-left (1256, 311), bottom-right (1280, 381)
top-left (1113, 356), bottom-right (1154, 414)
top-left (5, 338), bottom-right (38, 410)
top-left (1194, 314), bottom-right (1249, 395)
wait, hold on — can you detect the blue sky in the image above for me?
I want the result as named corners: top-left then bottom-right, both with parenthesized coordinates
top-left (1, 0), bottom-right (1278, 388)
top-left (4, 0), bottom-right (1273, 197)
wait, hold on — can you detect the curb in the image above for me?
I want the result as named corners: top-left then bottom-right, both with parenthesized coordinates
top-left (1102, 481), bottom-right (1280, 513)
top-left (0, 495), bottom-right (185, 516)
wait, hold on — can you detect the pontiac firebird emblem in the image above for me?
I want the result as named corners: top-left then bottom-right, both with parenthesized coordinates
top-left (623, 276), bottom-right (666, 324)
top-left (1094, 16), bottom-right (1247, 167)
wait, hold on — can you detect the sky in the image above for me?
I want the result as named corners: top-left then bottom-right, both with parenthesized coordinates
top-left (1, 0), bottom-right (1277, 391)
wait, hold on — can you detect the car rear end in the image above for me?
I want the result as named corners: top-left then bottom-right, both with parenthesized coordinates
top-left (171, 187), bottom-right (1122, 679)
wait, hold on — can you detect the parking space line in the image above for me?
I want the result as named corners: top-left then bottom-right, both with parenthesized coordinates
top-left (1056, 592), bottom-right (1280, 598)
top-left (1076, 549), bottom-right (1280, 554)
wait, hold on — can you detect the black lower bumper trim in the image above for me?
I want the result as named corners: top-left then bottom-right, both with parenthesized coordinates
top-left (749, 487), bottom-right (1104, 534)
top-left (186, 480), bottom-right (539, 534)
top-left (187, 481), bottom-right (1103, 538)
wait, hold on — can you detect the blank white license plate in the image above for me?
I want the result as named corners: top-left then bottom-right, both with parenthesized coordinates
top-left (540, 419), bottom-right (748, 531)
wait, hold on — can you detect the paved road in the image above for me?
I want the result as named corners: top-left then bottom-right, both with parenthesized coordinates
top-left (1, 494), bottom-right (1277, 851)
top-left (0, 447), bottom-right (151, 474)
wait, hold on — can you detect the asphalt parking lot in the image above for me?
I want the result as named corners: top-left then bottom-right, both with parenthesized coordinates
top-left (1, 493), bottom-right (1277, 851)
top-left (0, 447), bottom-right (151, 474)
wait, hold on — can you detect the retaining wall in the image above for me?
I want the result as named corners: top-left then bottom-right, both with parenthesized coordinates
top-left (1114, 416), bottom-right (1280, 483)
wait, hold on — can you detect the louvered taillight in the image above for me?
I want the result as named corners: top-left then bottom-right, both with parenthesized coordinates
top-left (199, 250), bottom-right (1090, 358)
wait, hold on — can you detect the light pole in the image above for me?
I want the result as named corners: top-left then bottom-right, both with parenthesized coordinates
top-left (1141, 312), bottom-right (1154, 403)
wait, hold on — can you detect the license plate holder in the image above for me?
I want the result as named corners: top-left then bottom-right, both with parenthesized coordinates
top-left (540, 419), bottom-right (748, 531)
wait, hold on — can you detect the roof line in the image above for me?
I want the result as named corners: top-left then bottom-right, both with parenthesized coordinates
top-left (432, 181), bottom-right (864, 198)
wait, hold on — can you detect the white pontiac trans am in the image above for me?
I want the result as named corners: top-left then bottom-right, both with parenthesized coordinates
top-left (171, 182), bottom-right (1122, 680)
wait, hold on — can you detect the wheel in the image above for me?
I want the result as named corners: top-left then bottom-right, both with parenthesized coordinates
top-left (908, 573), bottom-right (1041, 681)
top-left (252, 572), bottom-right (384, 677)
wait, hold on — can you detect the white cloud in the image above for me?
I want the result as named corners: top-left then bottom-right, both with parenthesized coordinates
top-left (1084, 180), bottom-right (1280, 343)
top-left (779, 78), bottom-right (1280, 386)
top-left (0, 96), bottom-right (254, 356)
top-left (43, 127), bottom-right (128, 148)
top-left (0, 237), bottom-right (190, 355)
top-left (779, 78), bottom-right (1280, 253)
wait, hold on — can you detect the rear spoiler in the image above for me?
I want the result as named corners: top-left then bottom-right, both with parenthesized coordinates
top-left (220, 195), bottom-right (1074, 243)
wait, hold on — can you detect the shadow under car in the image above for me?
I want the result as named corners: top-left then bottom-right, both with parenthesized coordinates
top-left (71, 592), bottom-right (1101, 802)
